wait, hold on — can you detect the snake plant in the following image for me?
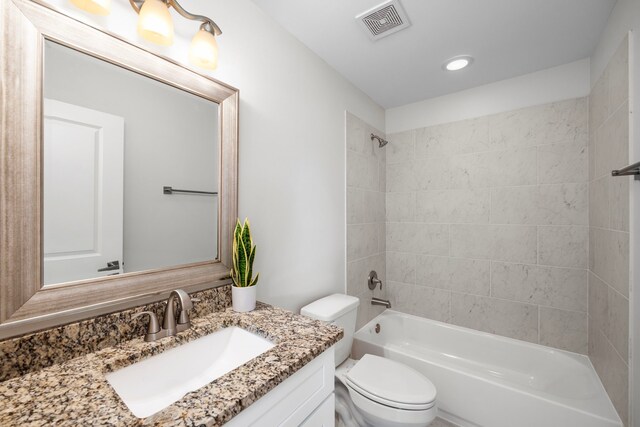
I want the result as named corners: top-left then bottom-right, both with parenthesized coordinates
top-left (230, 218), bottom-right (259, 287)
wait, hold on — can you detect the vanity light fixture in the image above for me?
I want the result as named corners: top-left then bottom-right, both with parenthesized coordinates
top-left (443, 55), bottom-right (473, 71)
top-left (70, 0), bottom-right (222, 70)
top-left (136, 0), bottom-right (175, 46)
top-left (70, 0), bottom-right (111, 15)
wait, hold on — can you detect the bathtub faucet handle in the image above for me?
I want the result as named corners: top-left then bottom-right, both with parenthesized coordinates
top-left (368, 270), bottom-right (383, 290)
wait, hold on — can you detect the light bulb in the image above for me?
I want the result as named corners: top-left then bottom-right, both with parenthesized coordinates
top-left (189, 29), bottom-right (218, 70)
top-left (137, 0), bottom-right (174, 46)
top-left (69, 0), bottom-right (111, 15)
top-left (443, 56), bottom-right (474, 71)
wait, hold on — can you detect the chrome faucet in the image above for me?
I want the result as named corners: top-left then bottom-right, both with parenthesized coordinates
top-left (163, 289), bottom-right (194, 335)
top-left (368, 270), bottom-right (383, 290)
top-left (371, 297), bottom-right (391, 309)
top-left (132, 289), bottom-right (197, 342)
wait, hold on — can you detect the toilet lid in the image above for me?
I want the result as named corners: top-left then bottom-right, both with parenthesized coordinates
top-left (345, 354), bottom-right (436, 410)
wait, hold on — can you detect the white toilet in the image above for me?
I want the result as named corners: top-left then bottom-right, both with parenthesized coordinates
top-left (301, 294), bottom-right (437, 427)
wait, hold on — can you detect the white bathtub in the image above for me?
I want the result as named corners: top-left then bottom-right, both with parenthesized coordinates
top-left (351, 310), bottom-right (621, 427)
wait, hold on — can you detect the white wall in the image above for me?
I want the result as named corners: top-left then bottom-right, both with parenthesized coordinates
top-left (41, 0), bottom-right (385, 312)
top-left (589, 0), bottom-right (640, 424)
top-left (44, 40), bottom-right (218, 274)
top-left (386, 59), bottom-right (590, 134)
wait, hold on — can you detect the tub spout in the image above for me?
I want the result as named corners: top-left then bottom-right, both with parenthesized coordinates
top-left (371, 297), bottom-right (391, 308)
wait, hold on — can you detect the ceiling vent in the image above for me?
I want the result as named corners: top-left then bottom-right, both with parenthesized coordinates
top-left (356, 0), bottom-right (410, 41)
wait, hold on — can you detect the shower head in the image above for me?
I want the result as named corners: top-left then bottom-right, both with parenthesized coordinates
top-left (371, 133), bottom-right (389, 148)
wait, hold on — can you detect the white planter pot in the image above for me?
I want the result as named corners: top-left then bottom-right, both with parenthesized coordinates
top-left (232, 285), bottom-right (257, 312)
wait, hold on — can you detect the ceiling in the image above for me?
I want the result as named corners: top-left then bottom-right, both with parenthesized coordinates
top-left (250, 0), bottom-right (616, 108)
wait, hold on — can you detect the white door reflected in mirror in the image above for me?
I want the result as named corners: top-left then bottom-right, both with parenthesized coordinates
top-left (43, 99), bottom-right (124, 285)
top-left (42, 39), bottom-right (219, 286)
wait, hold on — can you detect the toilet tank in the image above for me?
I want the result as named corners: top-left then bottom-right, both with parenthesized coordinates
top-left (300, 294), bottom-right (359, 366)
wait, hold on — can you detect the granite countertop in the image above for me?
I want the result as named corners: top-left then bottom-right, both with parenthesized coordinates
top-left (0, 303), bottom-right (343, 426)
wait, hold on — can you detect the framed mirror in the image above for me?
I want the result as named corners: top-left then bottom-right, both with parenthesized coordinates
top-left (0, 0), bottom-right (238, 339)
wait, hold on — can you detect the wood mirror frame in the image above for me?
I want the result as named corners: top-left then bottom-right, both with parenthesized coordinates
top-left (0, 0), bottom-right (238, 340)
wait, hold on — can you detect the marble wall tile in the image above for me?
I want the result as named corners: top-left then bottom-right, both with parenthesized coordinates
top-left (537, 141), bottom-right (588, 184)
top-left (347, 223), bottom-right (379, 261)
top-left (415, 117), bottom-right (490, 158)
top-left (346, 188), bottom-right (364, 224)
top-left (448, 152), bottom-right (491, 189)
top-left (589, 227), bottom-right (629, 297)
top-left (416, 189), bottom-right (490, 223)
top-left (383, 97), bottom-right (591, 357)
top-left (363, 190), bottom-right (385, 223)
top-left (589, 176), bottom-right (609, 228)
top-left (415, 122), bottom-right (456, 158)
top-left (607, 286), bottom-right (629, 361)
top-left (387, 160), bottom-right (417, 192)
top-left (588, 272), bottom-right (609, 333)
top-left (490, 184), bottom-right (587, 226)
top-left (414, 157), bottom-right (453, 191)
top-left (449, 147), bottom-right (538, 189)
top-left (588, 132), bottom-right (596, 181)
top-left (589, 317), bottom-right (629, 425)
top-left (347, 257), bottom-right (367, 296)
top-left (387, 222), bottom-right (449, 256)
top-left (386, 192), bottom-right (415, 222)
top-left (346, 112), bottom-right (366, 154)
top-left (454, 117), bottom-right (492, 155)
top-left (594, 102), bottom-right (629, 179)
top-left (347, 149), bottom-right (379, 191)
top-left (378, 159), bottom-right (386, 192)
top-left (450, 293), bottom-right (538, 342)
top-left (386, 251), bottom-right (416, 284)
top-left (450, 224), bottom-right (537, 263)
top-left (539, 307), bottom-right (587, 354)
top-left (587, 37), bottom-right (631, 423)
top-left (377, 222), bottom-right (386, 253)
top-left (491, 262), bottom-right (587, 312)
top-left (386, 282), bottom-right (451, 322)
top-left (590, 70), bottom-right (608, 132)
top-left (355, 287), bottom-right (389, 330)
top-left (347, 253), bottom-right (385, 297)
top-left (610, 177), bottom-right (629, 232)
top-left (346, 112), bottom-right (387, 328)
top-left (416, 255), bottom-right (490, 296)
top-left (538, 226), bottom-right (588, 268)
top-left (608, 35), bottom-right (629, 112)
top-left (387, 130), bottom-right (416, 164)
top-left (488, 98), bottom-right (587, 149)
top-left (487, 147), bottom-right (539, 187)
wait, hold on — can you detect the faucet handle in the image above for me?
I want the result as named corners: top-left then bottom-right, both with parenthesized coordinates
top-left (368, 270), bottom-right (383, 290)
top-left (132, 311), bottom-right (160, 334)
top-left (177, 296), bottom-right (199, 326)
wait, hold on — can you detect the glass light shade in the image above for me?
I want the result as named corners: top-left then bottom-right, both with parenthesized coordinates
top-left (69, 0), bottom-right (111, 15)
top-left (444, 56), bottom-right (474, 71)
top-left (445, 58), bottom-right (469, 71)
top-left (137, 0), bottom-right (174, 46)
top-left (189, 29), bottom-right (219, 70)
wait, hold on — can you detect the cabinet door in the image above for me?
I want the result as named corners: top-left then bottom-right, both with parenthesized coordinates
top-left (225, 348), bottom-right (335, 427)
top-left (300, 394), bottom-right (335, 427)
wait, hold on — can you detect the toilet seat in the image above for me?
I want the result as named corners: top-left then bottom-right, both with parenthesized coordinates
top-left (345, 354), bottom-right (436, 410)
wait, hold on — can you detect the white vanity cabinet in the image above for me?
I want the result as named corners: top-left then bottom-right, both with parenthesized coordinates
top-left (225, 347), bottom-right (335, 426)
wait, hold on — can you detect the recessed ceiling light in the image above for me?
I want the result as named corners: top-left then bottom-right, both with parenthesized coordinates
top-left (443, 56), bottom-right (474, 71)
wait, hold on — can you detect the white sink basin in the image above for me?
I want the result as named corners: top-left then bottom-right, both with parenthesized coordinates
top-left (105, 326), bottom-right (275, 418)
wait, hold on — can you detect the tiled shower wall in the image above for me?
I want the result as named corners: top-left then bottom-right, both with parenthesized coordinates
top-left (588, 35), bottom-right (630, 425)
top-left (345, 113), bottom-right (388, 329)
top-left (385, 98), bottom-right (590, 353)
